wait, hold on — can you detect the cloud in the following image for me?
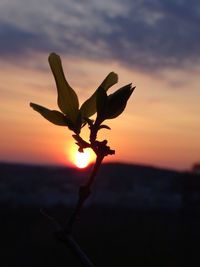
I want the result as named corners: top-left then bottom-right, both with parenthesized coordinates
top-left (0, 23), bottom-right (48, 56)
top-left (0, 0), bottom-right (200, 71)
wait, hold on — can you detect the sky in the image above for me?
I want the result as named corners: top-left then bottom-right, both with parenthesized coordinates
top-left (0, 0), bottom-right (200, 171)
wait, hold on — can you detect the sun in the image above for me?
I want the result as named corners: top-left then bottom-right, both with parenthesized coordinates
top-left (75, 150), bottom-right (91, 168)
top-left (68, 143), bottom-right (96, 169)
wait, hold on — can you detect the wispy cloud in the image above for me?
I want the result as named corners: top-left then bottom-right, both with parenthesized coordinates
top-left (0, 0), bottom-right (200, 71)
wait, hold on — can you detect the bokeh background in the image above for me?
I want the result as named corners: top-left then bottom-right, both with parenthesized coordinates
top-left (0, 0), bottom-right (200, 170)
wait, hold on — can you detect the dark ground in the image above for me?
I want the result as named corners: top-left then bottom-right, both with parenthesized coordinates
top-left (0, 162), bottom-right (200, 266)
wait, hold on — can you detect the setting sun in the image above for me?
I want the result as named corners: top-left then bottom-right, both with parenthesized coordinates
top-left (75, 150), bottom-right (91, 168)
top-left (68, 143), bottom-right (96, 169)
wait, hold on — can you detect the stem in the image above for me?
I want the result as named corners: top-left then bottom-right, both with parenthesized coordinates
top-left (56, 232), bottom-right (95, 267)
top-left (56, 123), bottom-right (113, 266)
top-left (86, 154), bottom-right (103, 188)
top-left (56, 153), bottom-right (104, 267)
top-left (41, 209), bottom-right (95, 267)
top-left (66, 235), bottom-right (95, 267)
top-left (90, 121), bottom-right (99, 144)
top-left (65, 154), bottom-right (104, 233)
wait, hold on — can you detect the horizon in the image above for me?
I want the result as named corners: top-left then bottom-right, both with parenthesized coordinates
top-left (0, 159), bottom-right (185, 173)
top-left (0, 1), bottom-right (200, 171)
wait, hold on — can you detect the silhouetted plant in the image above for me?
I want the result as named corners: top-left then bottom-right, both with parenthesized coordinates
top-left (30, 52), bottom-right (135, 266)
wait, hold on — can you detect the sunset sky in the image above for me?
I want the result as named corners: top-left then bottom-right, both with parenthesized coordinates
top-left (0, 0), bottom-right (200, 171)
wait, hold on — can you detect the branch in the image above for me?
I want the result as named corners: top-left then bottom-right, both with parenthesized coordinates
top-left (43, 123), bottom-right (114, 266)
top-left (56, 232), bottom-right (95, 267)
top-left (41, 209), bottom-right (95, 267)
top-left (65, 154), bottom-right (104, 233)
top-left (65, 124), bottom-right (115, 233)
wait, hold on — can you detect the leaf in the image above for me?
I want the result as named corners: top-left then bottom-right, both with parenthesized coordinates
top-left (80, 72), bottom-right (118, 118)
top-left (48, 53), bottom-right (79, 123)
top-left (100, 72), bottom-right (118, 91)
top-left (98, 125), bottom-right (111, 130)
top-left (104, 84), bottom-right (135, 120)
top-left (73, 111), bottom-right (82, 134)
top-left (72, 134), bottom-right (90, 149)
top-left (83, 117), bottom-right (94, 127)
top-left (30, 103), bottom-right (69, 126)
top-left (96, 88), bottom-right (108, 123)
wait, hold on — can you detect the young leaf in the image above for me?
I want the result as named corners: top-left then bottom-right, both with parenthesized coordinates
top-left (96, 88), bottom-right (108, 123)
top-left (73, 111), bottom-right (82, 134)
top-left (104, 84), bottom-right (135, 120)
top-left (30, 103), bottom-right (69, 126)
top-left (98, 125), bottom-right (111, 130)
top-left (100, 72), bottom-right (118, 91)
top-left (80, 72), bottom-right (118, 118)
top-left (48, 53), bottom-right (79, 123)
top-left (83, 117), bottom-right (94, 128)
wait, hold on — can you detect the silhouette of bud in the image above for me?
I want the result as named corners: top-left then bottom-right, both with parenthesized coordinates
top-left (96, 84), bottom-right (135, 124)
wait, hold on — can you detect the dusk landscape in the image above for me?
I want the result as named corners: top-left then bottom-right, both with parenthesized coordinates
top-left (0, 0), bottom-right (200, 266)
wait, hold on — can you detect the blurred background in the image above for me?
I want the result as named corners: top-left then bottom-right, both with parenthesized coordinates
top-left (0, 1), bottom-right (200, 266)
top-left (0, 0), bottom-right (200, 170)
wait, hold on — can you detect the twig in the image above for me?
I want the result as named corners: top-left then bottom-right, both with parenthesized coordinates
top-left (41, 208), bottom-right (95, 267)
top-left (41, 129), bottom-right (113, 267)
top-left (41, 123), bottom-right (115, 267)
top-left (56, 231), bottom-right (95, 267)
top-left (65, 154), bottom-right (104, 233)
